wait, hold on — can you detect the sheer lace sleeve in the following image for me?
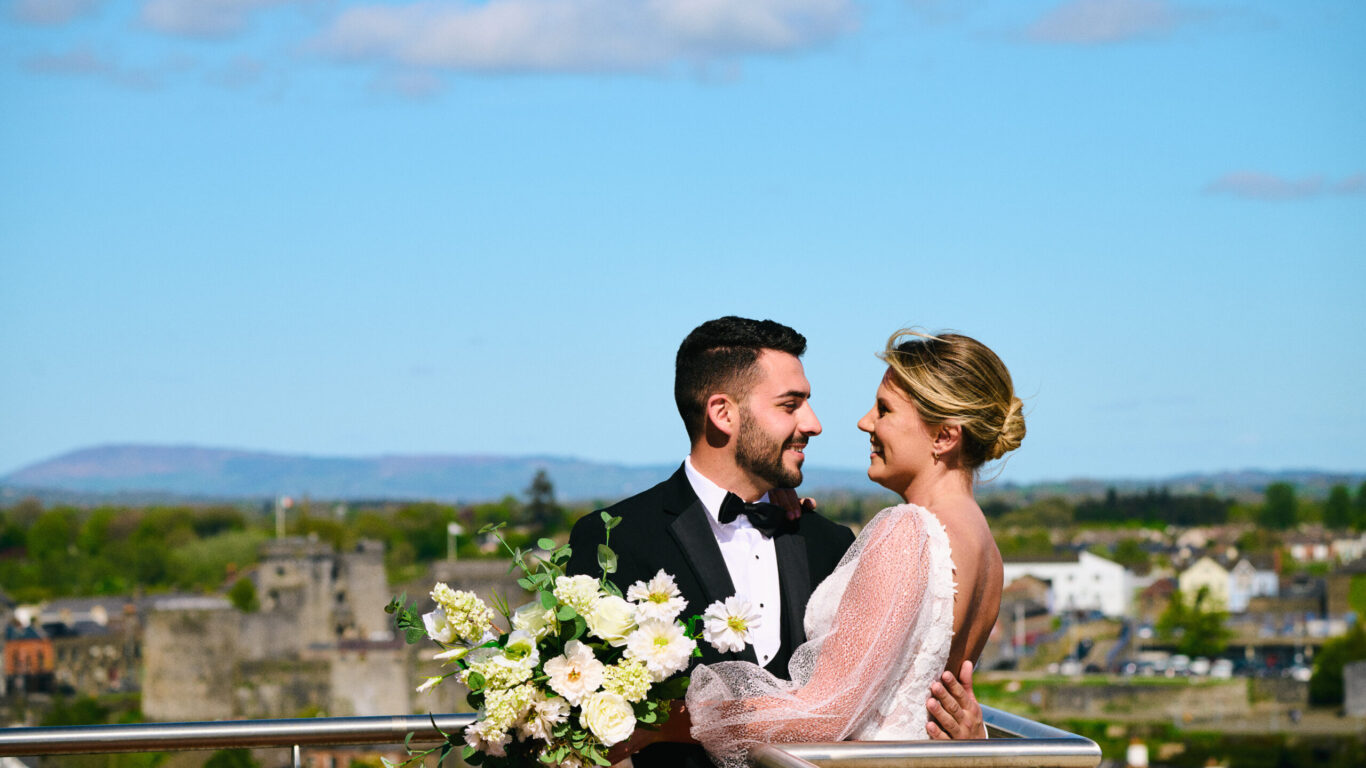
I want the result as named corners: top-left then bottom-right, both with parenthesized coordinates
top-left (685, 506), bottom-right (936, 767)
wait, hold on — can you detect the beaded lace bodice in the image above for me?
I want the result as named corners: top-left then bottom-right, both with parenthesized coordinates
top-left (686, 504), bottom-right (957, 767)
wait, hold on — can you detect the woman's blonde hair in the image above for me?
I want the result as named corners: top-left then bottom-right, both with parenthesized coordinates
top-left (880, 329), bottom-right (1025, 471)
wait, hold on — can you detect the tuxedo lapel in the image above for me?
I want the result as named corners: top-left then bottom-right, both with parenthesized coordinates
top-left (774, 530), bottom-right (812, 653)
top-left (665, 486), bottom-right (736, 608)
top-left (660, 468), bottom-right (760, 664)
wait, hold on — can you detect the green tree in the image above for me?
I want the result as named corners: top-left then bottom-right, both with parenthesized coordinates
top-left (1260, 483), bottom-right (1298, 530)
top-left (524, 469), bottom-right (564, 532)
top-left (1111, 538), bottom-right (1151, 570)
top-left (1309, 624), bottom-right (1366, 707)
top-left (1157, 586), bottom-right (1231, 658)
top-left (1355, 481), bottom-right (1366, 531)
top-left (1324, 485), bottom-right (1352, 530)
top-left (228, 577), bottom-right (260, 613)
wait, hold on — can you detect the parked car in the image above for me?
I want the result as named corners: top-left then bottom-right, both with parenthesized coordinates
top-left (1210, 659), bottom-right (1234, 679)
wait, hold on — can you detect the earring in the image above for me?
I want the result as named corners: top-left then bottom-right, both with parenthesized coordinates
top-left (932, 451), bottom-right (939, 462)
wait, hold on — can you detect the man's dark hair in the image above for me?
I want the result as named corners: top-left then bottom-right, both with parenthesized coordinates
top-left (674, 316), bottom-right (807, 443)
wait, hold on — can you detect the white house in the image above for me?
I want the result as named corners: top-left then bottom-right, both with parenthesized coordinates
top-left (1179, 556), bottom-right (1232, 609)
top-left (1001, 552), bottom-right (1133, 617)
top-left (1228, 557), bottom-right (1279, 612)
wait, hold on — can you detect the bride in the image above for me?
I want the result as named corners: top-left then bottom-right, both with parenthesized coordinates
top-left (622, 329), bottom-right (1024, 767)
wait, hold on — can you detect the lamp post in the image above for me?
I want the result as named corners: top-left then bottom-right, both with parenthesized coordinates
top-left (447, 522), bottom-right (463, 561)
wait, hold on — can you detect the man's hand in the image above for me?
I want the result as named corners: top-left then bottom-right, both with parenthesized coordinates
top-left (925, 660), bottom-right (986, 739)
top-left (769, 488), bottom-right (818, 522)
top-left (606, 700), bottom-right (693, 764)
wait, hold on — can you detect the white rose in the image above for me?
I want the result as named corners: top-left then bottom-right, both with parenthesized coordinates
top-left (503, 630), bottom-right (541, 669)
top-left (511, 601), bottom-right (557, 640)
top-left (422, 607), bottom-right (456, 644)
top-left (579, 690), bottom-right (636, 747)
top-left (585, 594), bottom-right (636, 647)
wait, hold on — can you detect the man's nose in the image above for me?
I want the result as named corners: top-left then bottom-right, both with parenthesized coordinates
top-left (800, 403), bottom-right (822, 436)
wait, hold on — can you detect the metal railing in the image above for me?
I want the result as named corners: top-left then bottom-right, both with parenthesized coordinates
top-left (0, 705), bottom-right (1100, 767)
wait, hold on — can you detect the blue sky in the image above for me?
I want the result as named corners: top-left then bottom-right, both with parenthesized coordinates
top-left (2, 0), bottom-right (1363, 485)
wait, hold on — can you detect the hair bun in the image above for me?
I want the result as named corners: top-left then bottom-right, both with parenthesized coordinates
top-left (988, 398), bottom-right (1026, 461)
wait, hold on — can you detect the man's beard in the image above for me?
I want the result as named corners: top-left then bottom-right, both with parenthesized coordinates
top-left (736, 408), bottom-right (803, 490)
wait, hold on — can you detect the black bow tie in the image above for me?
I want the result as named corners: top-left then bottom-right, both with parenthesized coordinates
top-left (718, 492), bottom-right (786, 537)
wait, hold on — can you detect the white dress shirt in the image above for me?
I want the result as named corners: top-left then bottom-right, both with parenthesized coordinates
top-left (683, 456), bottom-right (783, 667)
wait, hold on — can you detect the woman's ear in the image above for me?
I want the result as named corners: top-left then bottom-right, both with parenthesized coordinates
top-left (934, 423), bottom-right (962, 458)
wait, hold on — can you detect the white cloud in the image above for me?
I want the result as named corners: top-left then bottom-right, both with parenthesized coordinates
top-left (10, 0), bottom-right (104, 25)
top-left (23, 45), bottom-right (195, 90)
top-left (1204, 171), bottom-right (1366, 201)
top-left (140, 0), bottom-right (305, 38)
top-left (1024, 0), bottom-right (1185, 45)
top-left (23, 46), bottom-right (113, 75)
top-left (311, 0), bottom-right (857, 73)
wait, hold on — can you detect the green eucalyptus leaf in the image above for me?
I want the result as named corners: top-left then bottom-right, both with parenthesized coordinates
top-left (597, 545), bottom-right (618, 574)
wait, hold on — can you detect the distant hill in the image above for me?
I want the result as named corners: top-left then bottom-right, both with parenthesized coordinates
top-left (2, 444), bottom-right (1361, 506)
top-left (0, 444), bottom-right (873, 504)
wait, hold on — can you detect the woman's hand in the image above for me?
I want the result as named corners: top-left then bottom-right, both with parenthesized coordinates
top-left (769, 488), bottom-right (818, 522)
top-left (925, 660), bottom-right (986, 739)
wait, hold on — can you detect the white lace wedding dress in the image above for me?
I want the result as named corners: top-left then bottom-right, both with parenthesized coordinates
top-left (685, 504), bottom-right (957, 768)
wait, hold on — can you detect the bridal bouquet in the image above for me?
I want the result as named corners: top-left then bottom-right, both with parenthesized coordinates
top-left (386, 513), bottom-right (759, 767)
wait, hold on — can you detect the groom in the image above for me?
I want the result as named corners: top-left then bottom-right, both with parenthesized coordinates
top-left (567, 316), bottom-right (856, 768)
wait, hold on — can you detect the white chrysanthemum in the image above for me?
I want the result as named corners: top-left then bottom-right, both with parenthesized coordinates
top-left (585, 594), bottom-right (636, 647)
top-left (627, 569), bottom-right (688, 623)
top-left (430, 583), bottom-right (494, 644)
top-left (511, 600), bottom-right (557, 640)
top-left (543, 639), bottom-right (606, 706)
top-left (422, 607), bottom-right (457, 644)
top-left (579, 690), bottom-right (636, 747)
top-left (518, 693), bottom-right (570, 742)
top-left (465, 719), bottom-right (512, 757)
top-left (553, 574), bottom-right (601, 615)
top-left (601, 659), bottom-right (652, 703)
top-left (702, 596), bottom-right (762, 653)
top-left (624, 619), bottom-right (696, 682)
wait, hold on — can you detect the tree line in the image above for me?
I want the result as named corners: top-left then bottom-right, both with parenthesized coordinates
top-left (4, 475), bottom-right (1364, 603)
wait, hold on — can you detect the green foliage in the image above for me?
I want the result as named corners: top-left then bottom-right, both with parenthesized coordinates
top-left (228, 576), bottom-right (260, 613)
top-left (170, 530), bottom-right (267, 591)
top-left (524, 469), bottom-right (566, 532)
top-left (1349, 575), bottom-right (1366, 619)
top-left (1157, 586), bottom-right (1231, 658)
top-left (1309, 623), bottom-right (1366, 707)
top-left (42, 695), bottom-right (111, 726)
top-left (1355, 481), bottom-right (1366, 531)
top-left (1110, 538), bottom-right (1151, 570)
top-left (995, 528), bottom-right (1053, 558)
top-left (203, 749), bottom-right (261, 768)
top-left (1261, 482), bottom-right (1299, 530)
top-left (1075, 488), bottom-right (1231, 527)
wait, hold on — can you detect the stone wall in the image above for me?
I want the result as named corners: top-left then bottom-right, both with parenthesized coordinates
top-left (142, 602), bottom-right (238, 721)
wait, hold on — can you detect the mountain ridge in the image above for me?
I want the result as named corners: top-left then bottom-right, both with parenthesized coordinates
top-left (3, 444), bottom-right (1362, 506)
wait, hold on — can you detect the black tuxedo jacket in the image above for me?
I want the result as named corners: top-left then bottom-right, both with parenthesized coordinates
top-left (566, 464), bottom-right (856, 768)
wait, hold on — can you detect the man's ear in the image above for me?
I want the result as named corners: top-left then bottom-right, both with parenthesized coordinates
top-left (705, 393), bottom-right (738, 438)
